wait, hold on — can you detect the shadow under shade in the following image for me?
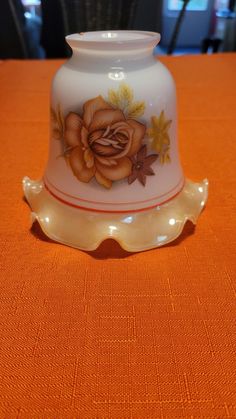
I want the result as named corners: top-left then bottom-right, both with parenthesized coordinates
top-left (163, 220), bottom-right (196, 248)
top-left (88, 221), bottom-right (196, 258)
top-left (30, 221), bottom-right (55, 244)
top-left (87, 239), bottom-right (132, 259)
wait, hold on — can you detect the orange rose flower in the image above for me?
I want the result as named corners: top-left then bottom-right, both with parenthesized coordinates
top-left (64, 96), bottom-right (146, 189)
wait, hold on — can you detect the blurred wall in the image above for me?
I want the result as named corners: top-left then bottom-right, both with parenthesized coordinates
top-left (133, 0), bottom-right (162, 32)
top-left (161, 0), bottom-right (215, 47)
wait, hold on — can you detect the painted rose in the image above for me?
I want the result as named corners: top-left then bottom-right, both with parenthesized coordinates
top-left (64, 96), bottom-right (146, 189)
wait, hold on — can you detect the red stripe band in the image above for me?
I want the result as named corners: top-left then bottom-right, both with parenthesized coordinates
top-left (44, 180), bottom-right (185, 214)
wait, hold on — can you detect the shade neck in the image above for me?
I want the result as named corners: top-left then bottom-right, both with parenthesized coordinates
top-left (65, 30), bottom-right (160, 72)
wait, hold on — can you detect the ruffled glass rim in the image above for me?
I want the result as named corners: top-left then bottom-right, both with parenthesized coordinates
top-left (23, 177), bottom-right (208, 252)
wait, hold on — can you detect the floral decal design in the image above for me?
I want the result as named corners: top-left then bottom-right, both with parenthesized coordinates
top-left (52, 84), bottom-right (172, 189)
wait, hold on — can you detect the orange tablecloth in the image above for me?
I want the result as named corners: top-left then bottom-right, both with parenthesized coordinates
top-left (0, 54), bottom-right (236, 418)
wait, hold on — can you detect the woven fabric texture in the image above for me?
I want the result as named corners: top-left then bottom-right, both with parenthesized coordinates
top-left (0, 54), bottom-right (236, 418)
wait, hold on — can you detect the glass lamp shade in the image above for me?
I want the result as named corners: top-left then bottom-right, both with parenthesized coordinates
top-left (23, 31), bottom-right (208, 251)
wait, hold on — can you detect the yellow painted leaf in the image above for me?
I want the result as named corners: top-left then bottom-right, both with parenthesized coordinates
top-left (148, 111), bottom-right (172, 164)
top-left (160, 154), bottom-right (165, 165)
top-left (108, 89), bottom-right (120, 108)
top-left (163, 133), bottom-right (170, 145)
top-left (152, 140), bottom-right (162, 153)
top-left (165, 153), bottom-right (171, 163)
top-left (151, 115), bottom-right (158, 129)
top-left (158, 110), bottom-right (165, 128)
top-left (147, 128), bottom-right (154, 138)
top-left (127, 101), bottom-right (145, 118)
top-left (164, 119), bottom-right (172, 130)
top-left (119, 83), bottom-right (133, 107)
top-left (51, 104), bottom-right (64, 139)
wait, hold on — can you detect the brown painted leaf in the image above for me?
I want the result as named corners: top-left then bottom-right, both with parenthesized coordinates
top-left (143, 167), bottom-right (155, 176)
top-left (137, 171), bottom-right (146, 186)
top-left (128, 170), bottom-right (138, 185)
top-left (144, 154), bottom-right (158, 166)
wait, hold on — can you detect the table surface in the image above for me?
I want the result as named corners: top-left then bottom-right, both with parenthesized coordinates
top-left (0, 54), bottom-right (236, 418)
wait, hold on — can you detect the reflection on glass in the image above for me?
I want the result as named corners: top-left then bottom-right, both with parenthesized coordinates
top-left (109, 225), bottom-right (117, 233)
top-left (157, 235), bottom-right (168, 243)
top-left (102, 32), bottom-right (118, 39)
top-left (122, 216), bottom-right (133, 224)
top-left (108, 71), bottom-right (125, 81)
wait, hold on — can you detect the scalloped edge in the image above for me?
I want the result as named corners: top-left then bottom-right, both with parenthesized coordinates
top-left (23, 177), bottom-right (208, 252)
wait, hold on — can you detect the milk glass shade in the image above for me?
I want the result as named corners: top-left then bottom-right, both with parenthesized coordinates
top-left (23, 31), bottom-right (208, 251)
